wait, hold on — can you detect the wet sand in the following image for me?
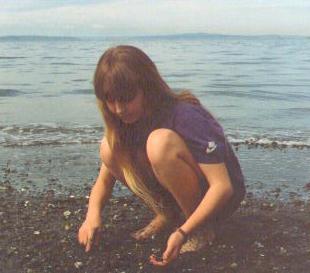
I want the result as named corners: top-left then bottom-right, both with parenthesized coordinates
top-left (1, 183), bottom-right (310, 273)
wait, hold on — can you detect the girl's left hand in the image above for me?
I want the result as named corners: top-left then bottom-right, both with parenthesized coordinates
top-left (149, 230), bottom-right (185, 266)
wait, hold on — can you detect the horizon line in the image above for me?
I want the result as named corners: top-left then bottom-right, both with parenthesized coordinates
top-left (1, 32), bottom-right (310, 39)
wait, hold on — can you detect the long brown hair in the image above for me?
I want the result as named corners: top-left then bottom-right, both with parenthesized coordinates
top-left (94, 45), bottom-right (200, 213)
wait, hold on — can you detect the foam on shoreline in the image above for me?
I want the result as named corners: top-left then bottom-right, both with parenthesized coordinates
top-left (1, 124), bottom-right (309, 148)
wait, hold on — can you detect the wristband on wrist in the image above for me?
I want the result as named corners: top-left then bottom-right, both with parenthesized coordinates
top-left (176, 227), bottom-right (188, 242)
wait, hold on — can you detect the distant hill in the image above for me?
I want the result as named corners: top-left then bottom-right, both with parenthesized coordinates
top-left (0, 33), bottom-right (308, 42)
top-left (0, 35), bottom-right (81, 41)
top-left (129, 32), bottom-right (307, 40)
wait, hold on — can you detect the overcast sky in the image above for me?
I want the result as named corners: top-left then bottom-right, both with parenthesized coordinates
top-left (1, 0), bottom-right (310, 37)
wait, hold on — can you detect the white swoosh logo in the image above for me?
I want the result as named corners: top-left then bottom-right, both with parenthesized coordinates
top-left (206, 142), bottom-right (217, 154)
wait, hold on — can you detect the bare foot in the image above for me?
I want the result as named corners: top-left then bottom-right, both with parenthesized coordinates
top-left (130, 214), bottom-right (170, 240)
top-left (180, 223), bottom-right (216, 254)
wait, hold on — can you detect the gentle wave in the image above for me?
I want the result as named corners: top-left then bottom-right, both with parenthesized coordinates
top-left (72, 79), bottom-right (88, 82)
top-left (206, 90), bottom-right (287, 101)
top-left (207, 83), bottom-right (310, 88)
top-left (50, 62), bottom-right (80, 66)
top-left (50, 71), bottom-right (75, 75)
top-left (0, 124), bottom-right (103, 147)
top-left (0, 124), bottom-right (309, 148)
top-left (0, 56), bottom-right (27, 60)
top-left (0, 83), bottom-right (31, 86)
top-left (206, 89), bottom-right (310, 101)
top-left (42, 56), bottom-right (59, 59)
top-left (227, 136), bottom-right (310, 149)
top-left (64, 89), bottom-right (93, 95)
top-left (0, 36), bottom-right (81, 42)
top-left (220, 61), bottom-right (281, 65)
top-left (284, 107), bottom-right (310, 113)
top-left (165, 72), bottom-right (198, 78)
top-left (0, 88), bottom-right (23, 97)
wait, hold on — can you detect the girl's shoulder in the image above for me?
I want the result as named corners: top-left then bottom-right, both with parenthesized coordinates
top-left (161, 101), bottom-right (227, 164)
top-left (166, 101), bottom-right (219, 129)
top-left (173, 101), bottom-right (206, 116)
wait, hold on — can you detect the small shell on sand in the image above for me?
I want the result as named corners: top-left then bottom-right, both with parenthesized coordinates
top-left (74, 261), bottom-right (83, 269)
top-left (63, 210), bottom-right (71, 218)
top-left (230, 262), bottom-right (238, 269)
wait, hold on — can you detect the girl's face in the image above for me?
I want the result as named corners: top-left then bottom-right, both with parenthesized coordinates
top-left (106, 90), bottom-right (145, 124)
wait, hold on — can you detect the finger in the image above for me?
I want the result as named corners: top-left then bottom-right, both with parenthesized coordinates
top-left (85, 238), bottom-right (93, 252)
top-left (150, 241), bottom-right (174, 266)
top-left (149, 254), bottom-right (168, 267)
top-left (162, 250), bottom-right (171, 261)
top-left (78, 230), bottom-right (86, 245)
top-left (162, 247), bottom-right (179, 265)
top-left (162, 245), bottom-right (174, 262)
top-left (150, 258), bottom-right (168, 266)
top-left (79, 229), bottom-right (87, 245)
top-left (85, 232), bottom-right (94, 252)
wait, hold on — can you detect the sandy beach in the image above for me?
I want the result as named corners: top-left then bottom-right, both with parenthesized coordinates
top-left (1, 180), bottom-right (309, 273)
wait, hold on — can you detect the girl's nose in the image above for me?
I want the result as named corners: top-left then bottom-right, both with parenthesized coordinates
top-left (114, 101), bottom-right (126, 115)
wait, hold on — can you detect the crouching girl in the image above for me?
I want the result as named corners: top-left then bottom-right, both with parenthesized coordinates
top-left (78, 45), bottom-right (245, 266)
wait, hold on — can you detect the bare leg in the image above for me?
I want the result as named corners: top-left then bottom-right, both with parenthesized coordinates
top-left (101, 137), bottom-right (173, 240)
top-left (129, 148), bottom-right (182, 240)
top-left (146, 129), bottom-right (216, 251)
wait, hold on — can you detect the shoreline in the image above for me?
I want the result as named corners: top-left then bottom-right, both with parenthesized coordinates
top-left (1, 185), bottom-right (309, 273)
top-left (1, 144), bottom-right (310, 201)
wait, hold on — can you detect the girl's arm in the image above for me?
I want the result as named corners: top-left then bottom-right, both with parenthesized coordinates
top-left (150, 162), bottom-right (233, 266)
top-left (86, 163), bottom-right (116, 220)
top-left (78, 162), bottom-right (116, 252)
top-left (180, 162), bottom-right (234, 234)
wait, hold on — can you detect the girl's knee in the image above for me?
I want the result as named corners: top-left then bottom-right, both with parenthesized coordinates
top-left (146, 128), bottom-right (181, 167)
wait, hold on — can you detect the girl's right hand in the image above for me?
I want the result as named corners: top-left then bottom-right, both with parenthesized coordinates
top-left (78, 215), bottom-right (102, 252)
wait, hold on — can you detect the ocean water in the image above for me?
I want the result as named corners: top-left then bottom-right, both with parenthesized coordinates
top-left (0, 35), bottom-right (309, 199)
